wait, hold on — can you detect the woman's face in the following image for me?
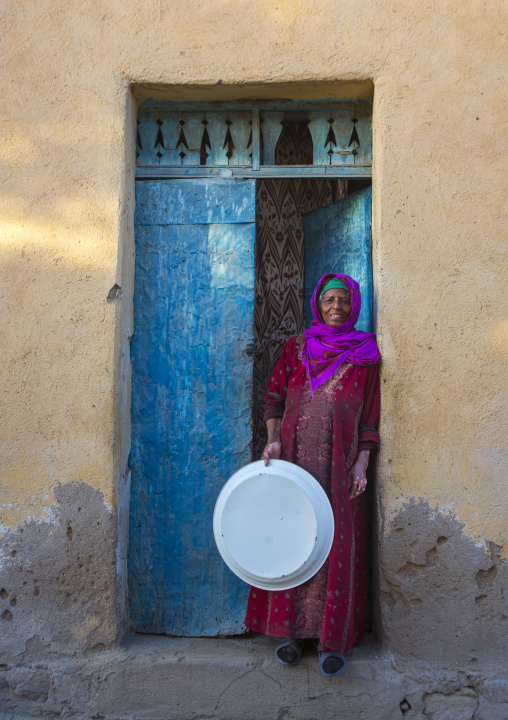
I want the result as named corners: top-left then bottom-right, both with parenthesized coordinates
top-left (320, 288), bottom-right (352, 327)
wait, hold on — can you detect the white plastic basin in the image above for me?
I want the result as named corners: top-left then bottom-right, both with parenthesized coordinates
top-left (213, 459), bottom-right (335, 591)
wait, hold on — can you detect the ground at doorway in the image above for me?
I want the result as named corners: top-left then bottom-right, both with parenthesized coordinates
top-left (1, 633), bottom-right (507, 720)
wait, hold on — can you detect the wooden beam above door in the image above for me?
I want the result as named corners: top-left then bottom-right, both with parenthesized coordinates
top-left (135, 165), bottom-right (372, 179)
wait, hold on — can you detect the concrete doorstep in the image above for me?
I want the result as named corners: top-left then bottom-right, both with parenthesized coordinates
top-left (1, 633), bottom-right (507, 720)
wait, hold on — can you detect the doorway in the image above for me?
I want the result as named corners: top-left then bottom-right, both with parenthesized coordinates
top-left (129, 107), bottom-right (373, 637)
top-left (253, 119), bottom-right (347, 458)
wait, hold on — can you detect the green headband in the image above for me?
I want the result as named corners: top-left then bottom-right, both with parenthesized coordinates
top-left (320, 278), bottom-right (347, 297)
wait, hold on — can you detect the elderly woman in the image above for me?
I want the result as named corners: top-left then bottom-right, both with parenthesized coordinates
top-left (244, 273), bottom-right (380, 676)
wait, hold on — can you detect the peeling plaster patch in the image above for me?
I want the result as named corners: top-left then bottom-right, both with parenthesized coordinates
top-left (0, 482), bottom-right (120, 662)
top-left (1, 497), bottom-right (61, 540)
top-left (102, 497), bottom-right (114, 513)
top-left (0, 480), bottom-right (60, 538)
top-left (382, 491), bottom-right (504, 551)
top-left (378, 500), bottom-right (508, 665)
top-left (26, 502), bottom-right (58, 526)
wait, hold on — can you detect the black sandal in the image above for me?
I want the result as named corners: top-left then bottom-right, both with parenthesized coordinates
top-left (275, 638), bottom-right (303, 666)
top-left (316, 641), bottom-right (346, 676)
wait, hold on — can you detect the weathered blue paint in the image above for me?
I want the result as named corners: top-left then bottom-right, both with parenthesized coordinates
top-left (308, 109), bottom-right (371, 167)
top-left (136, 165), bottom-right (373, 179)
top-left (304, 187), bottom-right (373, 332)
top-left (251, 107), bottom-right (260, 171)
top-left (260, 111), bottom-right (284, 165)
top-left (136, 102), bottom-right (372, 172)
top-left (129, 179), bottom-right (255, 636)
top-left (134, 179), bottom-right (256, 226)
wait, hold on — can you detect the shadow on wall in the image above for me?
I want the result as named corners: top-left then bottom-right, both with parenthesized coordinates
top-left (377, 499), bottom-right (507, 667)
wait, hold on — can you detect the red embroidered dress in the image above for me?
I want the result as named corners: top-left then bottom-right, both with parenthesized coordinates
top-left (244, 334), bottom-right (380, 653)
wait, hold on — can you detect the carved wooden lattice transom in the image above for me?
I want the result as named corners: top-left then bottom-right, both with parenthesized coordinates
top-left (136, 102), bottom-right (372, 177)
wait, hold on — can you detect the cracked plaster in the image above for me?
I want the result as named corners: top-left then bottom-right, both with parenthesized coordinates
top-left (0, 635), bottom-right (507, 720)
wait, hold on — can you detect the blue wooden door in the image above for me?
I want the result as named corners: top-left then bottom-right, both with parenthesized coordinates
top-left (129, 179), bottom-right (255, 636)
top-left (304, 187), bottom-right (373, 331)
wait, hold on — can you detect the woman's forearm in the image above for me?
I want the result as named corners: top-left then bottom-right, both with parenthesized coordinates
top-left (262, 418), bottom-right (282, 465)
top-left (349, 449), bottom-right (370, 499)
top-left (266, 417), bottom-right (281, 443)
top-left (355, 449), bottom-right (370, 471)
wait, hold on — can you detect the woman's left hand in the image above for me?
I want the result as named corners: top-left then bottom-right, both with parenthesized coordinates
top-left (348, 449), bottom-right (370, 499)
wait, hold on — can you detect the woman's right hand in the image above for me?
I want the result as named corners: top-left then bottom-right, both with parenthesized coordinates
top-left (261, 441), bottom-right (281, 466)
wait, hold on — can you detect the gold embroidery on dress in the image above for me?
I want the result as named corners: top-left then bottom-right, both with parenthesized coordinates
top-left (295, 333), bottom-right (306, 362)
top-left (296, 362), bottom-right (352, 482)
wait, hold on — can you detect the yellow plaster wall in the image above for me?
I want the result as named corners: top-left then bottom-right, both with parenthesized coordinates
top-left (1, 1), bottom-right (506, 553)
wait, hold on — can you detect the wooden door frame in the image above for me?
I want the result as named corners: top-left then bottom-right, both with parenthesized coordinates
top-left (129, 101), bottom-right (375, 635)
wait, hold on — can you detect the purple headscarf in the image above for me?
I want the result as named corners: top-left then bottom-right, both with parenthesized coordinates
top-left (302, 273), bottom-right (379, 395)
